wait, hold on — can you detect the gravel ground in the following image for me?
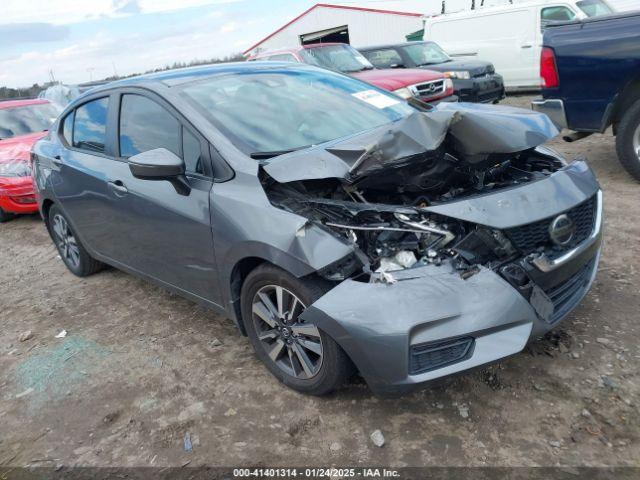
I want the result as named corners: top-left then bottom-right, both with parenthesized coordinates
top-left (0, 95), bottom-right (638, 469)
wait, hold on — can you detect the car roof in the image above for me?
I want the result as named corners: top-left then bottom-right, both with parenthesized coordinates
top-left (359, 41), bottom-right (430, 52)
top-left (81, 61), bottom-right (310, 96)
top-left (0, 98), bottom-right (50, 110)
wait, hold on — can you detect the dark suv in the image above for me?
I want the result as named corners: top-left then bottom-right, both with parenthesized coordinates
top-left (360, 41), bottom-right (505, 104)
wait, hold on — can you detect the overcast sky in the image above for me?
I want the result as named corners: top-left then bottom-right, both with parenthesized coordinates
top-left (0, 0), bottom-right (480, 88)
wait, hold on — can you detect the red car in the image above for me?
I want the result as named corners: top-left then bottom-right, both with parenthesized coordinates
top-left (248, 43), bottom-right (456, 104)
top-left (0, 99), bottom-right (59, 222)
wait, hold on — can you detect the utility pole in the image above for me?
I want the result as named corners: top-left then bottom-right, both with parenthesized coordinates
top-left (86, 67), bottom-right (95, 82)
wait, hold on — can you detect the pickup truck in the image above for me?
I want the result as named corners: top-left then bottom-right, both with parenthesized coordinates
top-left (532, 12), bottom-right (640, 181)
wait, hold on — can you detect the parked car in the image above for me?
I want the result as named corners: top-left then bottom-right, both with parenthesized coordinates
top-left (359, 41), bottom-right (505, 104)
top-left (248, 43), bottom-right (456, 104)
top-left (0, 99), bottom-right (59, 222)
top-left (33, 63), bottom-right (602, 396)
top-left (423, 0), bottom-right (615, 90)
top-left (532, 12), bottom-right (640, 180)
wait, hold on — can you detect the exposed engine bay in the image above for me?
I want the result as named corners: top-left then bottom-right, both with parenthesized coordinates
top-left (262, 144), bottom-right (565, 282)
top-left (259, 103), bottom-right (570, 283)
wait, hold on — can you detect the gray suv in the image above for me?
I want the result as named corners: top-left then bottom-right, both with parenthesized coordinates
top-left (33, 63), bottom-right (602, 396)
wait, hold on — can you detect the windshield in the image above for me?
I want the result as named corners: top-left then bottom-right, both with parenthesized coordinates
top-left (401, 42), bottom-right (451, 66)
top-left (576, 0), bottom-right (613, 17)
top-left (0, 103), bottom-right (59, 139)
top-left (300, 44), bottom-right (374, 73)
top-left (180, 67), bottom-right (414, 155)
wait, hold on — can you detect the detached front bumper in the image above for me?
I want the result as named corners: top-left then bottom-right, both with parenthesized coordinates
top-left (0, 176), bottom-right (38, 214)
top-left (532, 98), bottom-right (568, 130)
top-left (302, 174), bottom-right (602, 395)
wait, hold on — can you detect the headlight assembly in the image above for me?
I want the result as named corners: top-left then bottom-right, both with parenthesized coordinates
top-left (444, 71), bottom-right (471, 80)
top-left (392, 87), bottom-right (413, 99)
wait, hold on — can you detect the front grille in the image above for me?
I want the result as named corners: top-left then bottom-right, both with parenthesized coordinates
top-left (413, 79), bottom-right (445, 99)
top-left (409, 337), bottom-right (474, 375)
top-left (543, 256), bottom-right (597, 324)
top-left (504, 196), bottom-right (597, 254)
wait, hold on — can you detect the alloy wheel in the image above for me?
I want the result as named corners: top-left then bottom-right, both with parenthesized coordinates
top-left (52, 214), bottom-right (81, 269)
top-left (251, 285), bottom-right (323, 379)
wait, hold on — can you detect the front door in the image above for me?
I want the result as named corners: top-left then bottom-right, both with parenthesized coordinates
top-left (107, 91), bottom-right (220, 304)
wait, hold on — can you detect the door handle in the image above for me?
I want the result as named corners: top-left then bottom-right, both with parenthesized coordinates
top-left (521, 44), bottom-right (533, 49)
top-left (108, 180), bottom-right (129, 195)
top-left (52, 155), bottom-right (62, 166)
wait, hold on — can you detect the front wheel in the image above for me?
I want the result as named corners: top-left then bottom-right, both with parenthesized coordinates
top-left (48, 205), bottom-right (103, 277)
top-left (241, 264), bottom-right (352, 395)
top-left (615, 99), bottom-right (640, 181)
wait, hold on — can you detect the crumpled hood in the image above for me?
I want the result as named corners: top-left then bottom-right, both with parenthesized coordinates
top-left (262, 102), bottom-right (558, 184)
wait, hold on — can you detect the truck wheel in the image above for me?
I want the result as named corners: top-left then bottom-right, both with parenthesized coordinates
top-left (0, 208), bottom-right (15, 223)
top-left (241, 264), bottom-right (353, 395)
top-left (616, 99), bottom-right (640, 181)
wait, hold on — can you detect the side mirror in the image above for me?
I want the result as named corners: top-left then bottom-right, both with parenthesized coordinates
top-left (128, 148), bottom-right (185, 179)
top-left (128, 148), bottom-right (190, 196)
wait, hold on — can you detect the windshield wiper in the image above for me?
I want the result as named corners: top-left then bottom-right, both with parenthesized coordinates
top-left (250, 146), bottom-right (310, 160)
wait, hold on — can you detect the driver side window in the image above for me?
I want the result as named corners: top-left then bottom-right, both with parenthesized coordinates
top-left (119, 94), bottom-right (204, 175)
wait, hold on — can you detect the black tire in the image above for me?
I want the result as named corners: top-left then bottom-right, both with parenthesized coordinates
top-left (615, 98), bottom-right (640, 182)
top-left (48, 204), bottom-right (103, 277)
top-left (0, 208), bottom-right (15, 223)
top-left (241, 264), bottom-right (353, 395)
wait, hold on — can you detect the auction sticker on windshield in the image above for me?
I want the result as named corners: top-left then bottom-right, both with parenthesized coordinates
top-left (352, 90), bottom-right (400, 109)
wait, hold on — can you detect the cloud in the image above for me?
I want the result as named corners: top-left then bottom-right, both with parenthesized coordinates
top-left (112, 0), bottom-right (141, 15)
top-left (219, 21), bottom-right (238, 33)
top-left (0, 23), bottom-right (70, 46)
top-left (0, 0), bottom-right (241, 24)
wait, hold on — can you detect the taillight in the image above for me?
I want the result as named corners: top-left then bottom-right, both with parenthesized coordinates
top-left (540, 47), bottom-right (559, 89)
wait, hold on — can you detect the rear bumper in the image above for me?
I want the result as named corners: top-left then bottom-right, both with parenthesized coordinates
top-left (531, 98), bottom-right (568, 130)
top-left (0, 176), bottom-right (38, 214)
top-left (455, 74), bottom-right (505, 103)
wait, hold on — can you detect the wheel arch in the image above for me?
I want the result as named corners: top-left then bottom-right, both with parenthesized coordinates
top-left (41, 198), bottom-right (55, 229)
top-left (608, 76), bottom-right (640, 134)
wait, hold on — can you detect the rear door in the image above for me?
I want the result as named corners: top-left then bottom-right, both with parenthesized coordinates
top-left (53, 94), bottom-right (126, 259)
top-left (109, 90), bottom-right (220, 303)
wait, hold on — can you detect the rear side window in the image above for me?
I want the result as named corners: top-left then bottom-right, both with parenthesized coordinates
top-left (541, 6), bottom-right (576, 23)
top-left (73, 97), bottom-right (109, 153)
top-left (61, 111), bottom-right (74, 145)
top-left (119, 94), bottom-right (181, 158)
top-left (266, 54), bottom-right (298, 62)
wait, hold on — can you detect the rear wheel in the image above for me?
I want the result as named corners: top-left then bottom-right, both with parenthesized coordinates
top-left (0, 208), bottom-right (15, 223)
top-left (48, 205), bottom-right (103, 277)
top-left (241, 264), bottom-right (352, 395)
top-left (615, 99), bottom-right (640, 181)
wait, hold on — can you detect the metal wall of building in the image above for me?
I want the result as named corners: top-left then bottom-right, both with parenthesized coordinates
top-left (245, 7), bottom-right (424, 56)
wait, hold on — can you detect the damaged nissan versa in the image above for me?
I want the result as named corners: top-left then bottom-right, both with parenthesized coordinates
top-left (33, 62), bottom-right (603, 395)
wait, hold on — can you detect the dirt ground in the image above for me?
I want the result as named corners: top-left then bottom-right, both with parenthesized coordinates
top-left (0, 95), bottom-right (638, 470)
